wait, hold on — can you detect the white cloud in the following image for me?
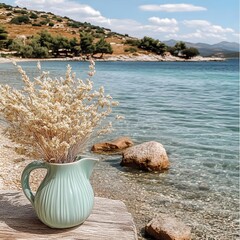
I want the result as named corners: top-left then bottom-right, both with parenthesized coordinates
top-left (139, 4), bottom-right (207, 12)
top-left (166, 30), bottom-right (231, 43)
top-left (210, 26), bottom-right (234, 33)
top-left (15, 0), bottom-right (120, 30)
top-left (101, 19), bottom-right (141, 31)
top-left (145, 17), bottom-right (179, 33)
top-left (139, 24), bottom-right (179, 33)
top-left (233, 33), bottom-right (240, 39)
top-left (13, 0), bottom-right (237, 44)
top-left (156, 26), bottom-right (179, 33)
top-left (167, 32), bottom-right (203, 40)
top-left (15, 0), bottom-right (102, 19)
top-left (183, 20), bottom-right (234, 33)
top-left (166, 20), bottom-right (238, 43)
top-left (148, 17), bottom-right (178, 26)
top-left (14, 0), bottom-right (179, 38)
top-left (183, 20), bottom-right (210, 27)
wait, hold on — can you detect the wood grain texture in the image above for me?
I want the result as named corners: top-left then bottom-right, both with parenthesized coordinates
top-left (0, 191), bottom-right (137, 240)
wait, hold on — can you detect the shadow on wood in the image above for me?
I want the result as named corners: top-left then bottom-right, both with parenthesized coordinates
top-left (0, 191), bottom-right (137, 239)
top-left (0, 192), bottom-right (77, 234)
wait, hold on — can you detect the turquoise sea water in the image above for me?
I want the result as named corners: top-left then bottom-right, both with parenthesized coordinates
top-left (0, 59), bottom-right (239, 238)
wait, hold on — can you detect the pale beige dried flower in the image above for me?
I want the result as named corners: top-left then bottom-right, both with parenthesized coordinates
top-left (0, 60), bottom-right (118, 163)
top-left (115, 115), bottom-right (125, 120)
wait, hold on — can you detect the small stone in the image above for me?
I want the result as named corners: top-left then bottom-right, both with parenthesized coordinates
top-left (198, 183), bottom-right (210, 191)
top-left (91, 136), bottom-right (133, 154)
top-left (121, 141), bottom-right (169, 171)
top-left (145, 214), bottom-right (191, 240)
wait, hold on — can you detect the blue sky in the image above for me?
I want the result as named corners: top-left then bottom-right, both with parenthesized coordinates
top-left (2, 0), bottom-right (240, 44)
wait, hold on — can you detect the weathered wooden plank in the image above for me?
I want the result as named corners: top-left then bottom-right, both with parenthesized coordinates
top-left (0, 191), bottom-right (137, 240)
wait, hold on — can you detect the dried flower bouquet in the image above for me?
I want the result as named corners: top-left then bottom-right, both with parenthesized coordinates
top-left (0, 60), bottom-right (118, 163)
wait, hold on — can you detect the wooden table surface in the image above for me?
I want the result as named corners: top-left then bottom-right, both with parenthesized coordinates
top-left (0, 190), bottom-right (137, 240)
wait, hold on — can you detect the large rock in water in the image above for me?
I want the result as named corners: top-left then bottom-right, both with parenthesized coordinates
top-left (91, 137), bottom-right (133, 154)
top-left (145, 215), bottom-right (191, 240)
top-left (121, 141), bottom-right (169, 171)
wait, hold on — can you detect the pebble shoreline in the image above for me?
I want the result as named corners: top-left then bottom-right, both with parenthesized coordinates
top-left (0, 129), bottom-right (239, 239)
top-left (0, 128), bottom-right (147, 239)
top-left (0, 53), bottom-right (225, 64)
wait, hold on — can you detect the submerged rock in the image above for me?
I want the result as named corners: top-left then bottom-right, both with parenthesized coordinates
top-left (121, 141), bottom-right (169, 171)
top-left (91, 136), bottom-right (133, 154)
top-left (145, 214), bottom-right (191, 240)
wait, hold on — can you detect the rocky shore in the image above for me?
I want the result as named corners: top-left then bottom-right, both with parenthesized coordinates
top-left (0, 130), bottom-right (149, 239)
top-left (0, 53), bottom-right (225, 64)
top-left (96, 53), bottom-right (225, 62)
top-left (1, 129), bottom-right (238, 239)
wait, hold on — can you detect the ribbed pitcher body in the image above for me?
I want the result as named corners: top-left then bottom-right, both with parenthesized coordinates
top-left (21, 157), bottom-right (98, 228)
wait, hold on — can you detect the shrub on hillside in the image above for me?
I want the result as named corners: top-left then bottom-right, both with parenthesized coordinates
top-left (13, 9), bottom-right (28, 14)
top-left (125, 39), bottom-right (140, 46)
top-left (0, 3), bottom-right (12, 10)
top-left (29, 12), bottom-right (38, 19)
top-left (10, 15), bottom-right (30, 24)
top-left (67, 21), bottom-right (82, 28)
top-left (32, 23), bottom-right (42, 27)
top-left (40, 14), bottom-right (48, 18)
top-left (39, 20), bottom-right (48, 25)
top-left (0, 3), bottom-right (12, 9)
top-left (93, 33), bottom-right (104, 38)
top-left (95, 28), bottom-right (104, 34)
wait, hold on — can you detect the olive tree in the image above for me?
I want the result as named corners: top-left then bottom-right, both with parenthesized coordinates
top-left (182, 47), bottom-right (200, 59)
top-left (94, 38), bottom-right (113, 57)
top-left (0, 25), bottom-right (8, 49)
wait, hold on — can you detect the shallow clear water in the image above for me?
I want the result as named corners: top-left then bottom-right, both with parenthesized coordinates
top-left (0, 59), bottom-right (239, 238)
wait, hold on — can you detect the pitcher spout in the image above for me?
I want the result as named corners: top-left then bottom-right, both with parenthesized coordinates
top-left (77, 156), bottom-right (99, 179)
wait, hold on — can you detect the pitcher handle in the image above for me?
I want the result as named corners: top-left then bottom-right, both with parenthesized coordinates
top-left (21, 161), bottom-right (48, 205)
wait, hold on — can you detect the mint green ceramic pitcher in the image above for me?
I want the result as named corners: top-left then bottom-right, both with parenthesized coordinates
top-left (21, 156), bottom-right (98, 228)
